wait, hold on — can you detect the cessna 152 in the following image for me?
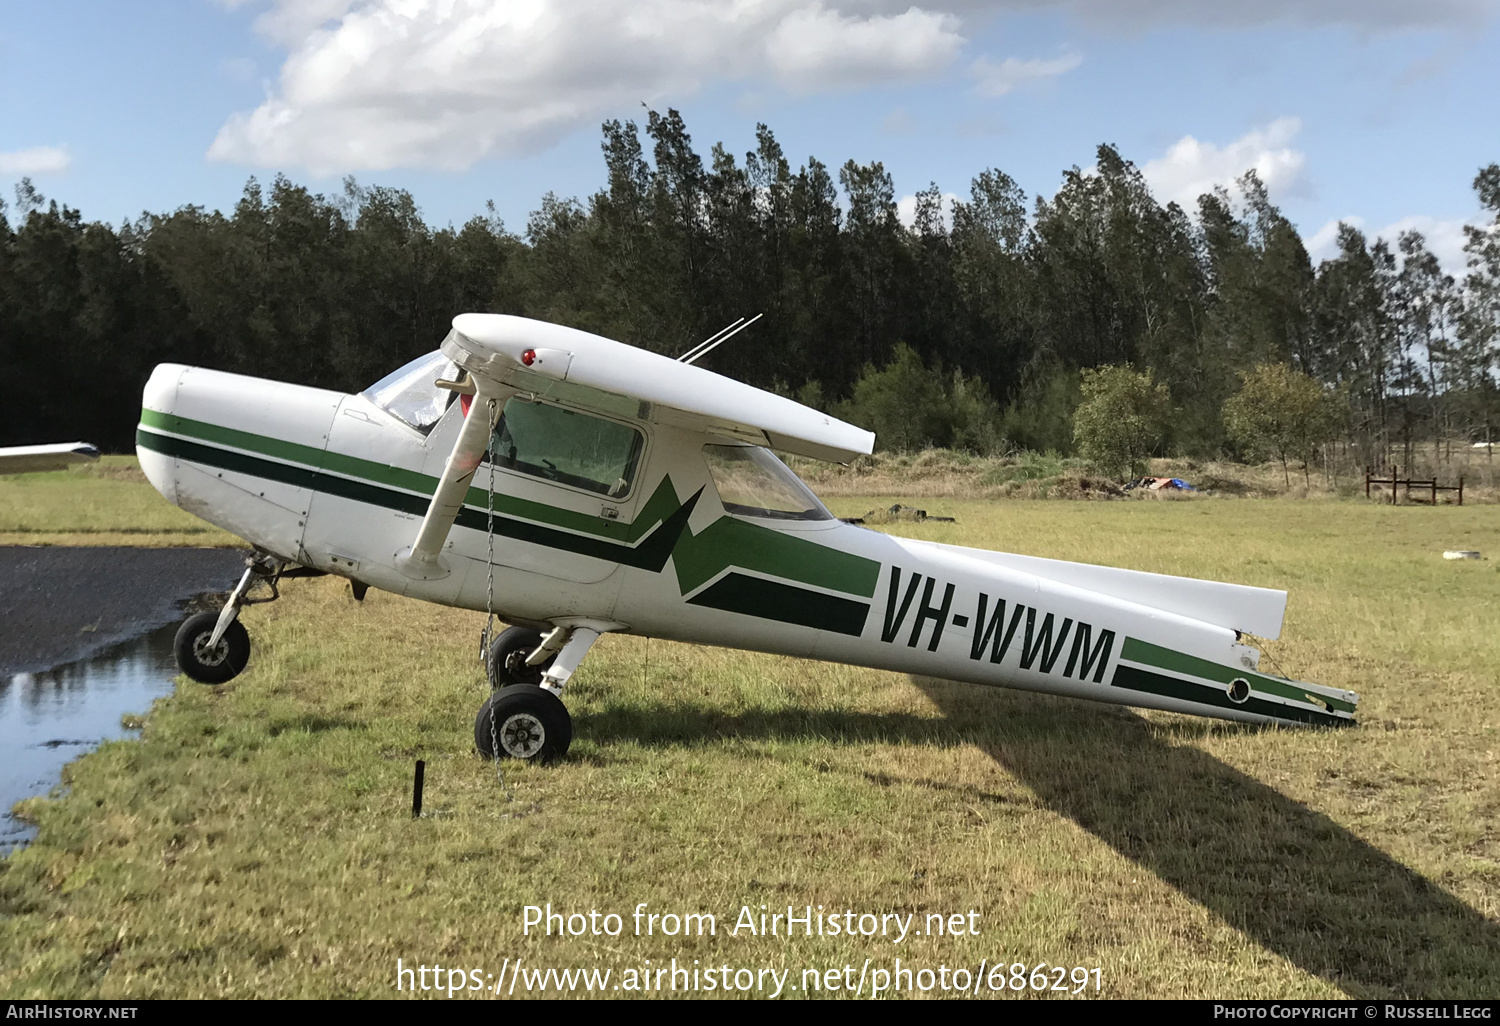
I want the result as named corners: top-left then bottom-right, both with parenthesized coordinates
top-left (136, 313), bottom-right (1358, 763)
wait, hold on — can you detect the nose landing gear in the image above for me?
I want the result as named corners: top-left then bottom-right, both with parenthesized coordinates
top-left (174, 611), bottom-right (251, 684)
top-left (174, 553), bottom-right (324, 684)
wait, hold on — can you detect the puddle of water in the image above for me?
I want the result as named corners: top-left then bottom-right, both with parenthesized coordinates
top-left (1, 620), bottom-right (183, 855)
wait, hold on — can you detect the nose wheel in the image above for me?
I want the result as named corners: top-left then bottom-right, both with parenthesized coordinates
top-left (475, 685), bottom-right (572, 763)
top-left (174, 612), bottom-right (251, 684)
top-left (174, 552), bottom-right (321, 684)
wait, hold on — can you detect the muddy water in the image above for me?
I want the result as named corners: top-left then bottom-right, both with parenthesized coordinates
top-left (0, 620), bottom-right (186, 854)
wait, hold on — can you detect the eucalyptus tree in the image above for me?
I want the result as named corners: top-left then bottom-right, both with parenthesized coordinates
top-left (948, 168), bottom-right (1037, 403)
top-left (645, 108), bottom-right (710, 354)
top-left (1392, 230), bottom-right (1458, 462)
top-left (1457, 164), bottom-right (1500, 445)
top-left (1309, 223), bottom-right (1396, 465)
top-left (839, 159), bottom-right (910, 375)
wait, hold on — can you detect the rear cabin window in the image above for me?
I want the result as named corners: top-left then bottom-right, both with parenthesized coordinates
top-left (703, 444), bottom-right (832, 521)
top-left (489, 399), bottom-right (643, 498)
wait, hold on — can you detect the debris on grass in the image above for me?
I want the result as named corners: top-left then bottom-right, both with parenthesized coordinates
top-left (845, 504), bottom-right (958, 525)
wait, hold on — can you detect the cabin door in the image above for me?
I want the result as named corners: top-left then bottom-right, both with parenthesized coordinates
top-left (472, 396), bottom-right (651, 585)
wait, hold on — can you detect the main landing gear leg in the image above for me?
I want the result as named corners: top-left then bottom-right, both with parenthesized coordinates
top-left (539, 627), bottom-right (601, 696)
top-left (474, 625), bottom-right (606, 764)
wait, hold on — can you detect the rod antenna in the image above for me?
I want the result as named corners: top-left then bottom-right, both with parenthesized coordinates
top-left (677, 318), bottom-right (743, 363)
top-left (682, 313), bottom-right (762, 366)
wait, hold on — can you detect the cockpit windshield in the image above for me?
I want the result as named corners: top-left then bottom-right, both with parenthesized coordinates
top-left (703, 445), bottom-right (832, 521)
top-left (362, 351), bottom-right (459, 433)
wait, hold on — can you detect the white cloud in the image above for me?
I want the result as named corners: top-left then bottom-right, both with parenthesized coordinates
top-left (897, 190), bottom-right (960, 230)
top-left (1306, 213), bottom-right (1479, 277)
top-left (1142, 117), bottom-right (1308, 210)
top-left (969, 50), bottom-right (1081, 96)
top-left (0, 147), bottom-right (71, 175)
top-left (210, 0), bottom-right (965, 174)
top-left (768, 5), bottom-right (961, 91)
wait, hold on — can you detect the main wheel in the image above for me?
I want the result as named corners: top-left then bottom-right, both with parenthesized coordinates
top-left (474, 685), bottom-right (572, 763)
top-left (485, 625), bottom-right (555, 689)
top-left (174, 611), bottom-right (251, 684)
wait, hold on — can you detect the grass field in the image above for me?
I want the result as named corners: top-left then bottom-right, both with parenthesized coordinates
top-left (0, 457), bottom-right (240, 547)
top-left (2, 464), bottom-right (1499, 998)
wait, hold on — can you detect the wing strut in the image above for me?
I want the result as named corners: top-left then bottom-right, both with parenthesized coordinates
top-left (396, 387), bottom-right (508, 580)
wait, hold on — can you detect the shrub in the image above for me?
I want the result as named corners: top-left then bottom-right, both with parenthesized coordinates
top-left (1072, 365), bottom-right (1172, 480)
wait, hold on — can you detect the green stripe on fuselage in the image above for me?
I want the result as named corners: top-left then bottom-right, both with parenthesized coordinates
top-left (140, 408), bottom-right (646, 543)
top-left (1120, 636), bottom-right (1356, 713)
top-left (1111, 663), bottom-right (1350, 727)
top-left (687, 572), bottom-right (870, 635)
top-left (137, 410), bottom-right (881, 600)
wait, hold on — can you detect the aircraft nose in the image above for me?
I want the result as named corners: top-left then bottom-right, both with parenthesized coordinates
top-left (136, 363), bottom-right (345, 558)
top-left (137, 364), bottom-right (191, 503)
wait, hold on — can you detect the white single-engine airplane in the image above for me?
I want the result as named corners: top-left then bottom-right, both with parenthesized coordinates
top-left (136, 314), bottom-right (1358, 762)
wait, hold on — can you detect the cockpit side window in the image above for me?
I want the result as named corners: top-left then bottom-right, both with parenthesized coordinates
top-left (362, 351), bottom-right (459, 434)
top-left (702, 444), bottom-right (832, 521)
top-left (488, 398), bottom-right (644, 499)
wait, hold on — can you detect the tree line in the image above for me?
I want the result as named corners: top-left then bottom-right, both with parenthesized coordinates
top-left (2, 109), bottom-right (1497, 475)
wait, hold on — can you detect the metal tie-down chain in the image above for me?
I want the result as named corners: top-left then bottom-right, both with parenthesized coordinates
top-left (477, 400), bottom-right (511, 797)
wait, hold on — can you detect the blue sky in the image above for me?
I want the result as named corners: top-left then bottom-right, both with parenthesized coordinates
top-left (2, 1), bottom-right (1496, 273)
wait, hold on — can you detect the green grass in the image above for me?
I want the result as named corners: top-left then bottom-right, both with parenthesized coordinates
top-left (2, 481), bottom-right (1499, 998)
top-left (0, 457), bottom-right (240, 547)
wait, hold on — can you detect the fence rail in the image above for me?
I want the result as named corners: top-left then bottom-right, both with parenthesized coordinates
top-left (1365, 468), bottom-right (1464, 505)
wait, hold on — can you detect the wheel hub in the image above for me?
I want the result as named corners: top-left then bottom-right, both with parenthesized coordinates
top-left (192, 633), bottom-right (230, 666)
top-left (498, 712), bottom-right (547, 759)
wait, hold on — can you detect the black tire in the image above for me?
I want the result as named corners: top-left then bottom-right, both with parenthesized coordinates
top-left (174, 611), bottom-right (251, 684)
top-left (485, 625), bottom-right (555, 689)
top-left (474, 685), bottom-right (572, 763)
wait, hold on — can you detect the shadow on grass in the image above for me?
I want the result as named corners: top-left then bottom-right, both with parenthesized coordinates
top-left (573, 702), bottom-right (963, 750)
top-left (577, 682), bottom-right (1499, 996)
top-left (913, 678), bottom-right (1500, 998)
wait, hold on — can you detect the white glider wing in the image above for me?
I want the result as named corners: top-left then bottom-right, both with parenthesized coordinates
top-left (0, 442), bottom-right (100, 475)
top-left (442, 314), bottom-right (875, 464)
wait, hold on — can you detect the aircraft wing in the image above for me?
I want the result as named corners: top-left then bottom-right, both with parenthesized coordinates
top-left (442, 314), bottom-right (875, 464)
top-left (0, 442), bottom-right (100, 475)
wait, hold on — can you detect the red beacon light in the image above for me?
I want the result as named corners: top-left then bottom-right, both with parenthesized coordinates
top-left (520, 348), bottom-right (537, 366)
